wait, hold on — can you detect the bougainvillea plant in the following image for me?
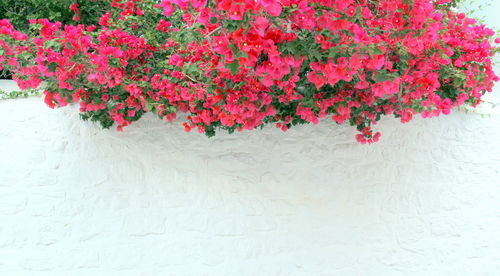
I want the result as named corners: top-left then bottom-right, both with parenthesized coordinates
top-left (0, 0), bottom-right (498, 143)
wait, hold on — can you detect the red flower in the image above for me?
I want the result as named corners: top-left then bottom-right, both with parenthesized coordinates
top-left (0, 0), bottom-right (496, 144)
top-left (346, 6), bottom-right (356, 17)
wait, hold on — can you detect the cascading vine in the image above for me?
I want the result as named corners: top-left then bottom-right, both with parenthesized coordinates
top-left (0, 0), bottom-right (498, 143)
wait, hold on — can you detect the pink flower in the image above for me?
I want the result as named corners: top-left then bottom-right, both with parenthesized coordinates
top-left (332, 105), bottom-right (351, 124)
top-left (346, 6), bottom-right (356, 17)
top-left (43, 91), bottom-right (56, 109)
top-left (399, 109), bottom-right (415, 123)
top-left (160, 1), bottom-right (175, 17)
top-left (261, 0), bottom-right (282, 16)
top-left (373, 78), bottom-right (400, 98)
top-left (366, 55), bottom-right (385, 71)
top-left (124, 83), bottom-right (143, 98)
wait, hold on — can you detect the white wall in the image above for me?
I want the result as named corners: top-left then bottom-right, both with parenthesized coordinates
top-left (1, 81), bottom-right (499, 275)
top-left (1, 2), bottom-right (500, 275)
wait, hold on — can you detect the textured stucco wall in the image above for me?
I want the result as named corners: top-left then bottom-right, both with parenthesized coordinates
top-left (1, 80), bottom-right (499, 276)
top-left (1, 2), bottom-right (500, 275)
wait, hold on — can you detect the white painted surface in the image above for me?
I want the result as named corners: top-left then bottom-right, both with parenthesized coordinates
top-left (1, 81), bottom-right (499, 275)
top-left (1, 3), bottom-right (500, 274)
top-left (0, 79), bottom-right (20, 92)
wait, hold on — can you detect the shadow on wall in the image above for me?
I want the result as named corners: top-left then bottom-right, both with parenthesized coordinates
top-left (47, 99), bottom-right (498, 200)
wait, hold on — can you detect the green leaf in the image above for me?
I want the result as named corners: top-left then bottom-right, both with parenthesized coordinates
top-left (43, 39), bottom-right (61, 49)
top-left (235, 50), bottom-right (248, 59)
top-left (369, 47), bottom-right (384, 56)
top-left (374, 72), bottom-right (387, 82)
top-left (145, 102), bottom-right (155, 112)
top-left (225, 61), bottom-right (239, 75)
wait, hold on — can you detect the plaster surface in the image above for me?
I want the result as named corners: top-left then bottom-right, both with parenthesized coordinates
top-left (1, 1), bottom-right (500, 274)
top-left (1, 80), bottom-right (499, 275)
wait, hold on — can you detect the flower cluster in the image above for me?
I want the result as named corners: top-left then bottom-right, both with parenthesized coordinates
top-left (0, 0), bottom-right (498, 143)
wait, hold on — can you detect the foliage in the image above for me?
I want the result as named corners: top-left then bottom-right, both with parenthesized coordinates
top-left (0, 0), bottom-right (110, 34)
top-left (0, 0), bottom-right (498, 143)
top-left (0, 87), bottom-right (40, 100)
top-left (0, 0), bottom-right (111, 78)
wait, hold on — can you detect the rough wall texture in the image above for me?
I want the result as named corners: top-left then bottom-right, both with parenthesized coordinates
top-left (1, 3), bottom-right (500, 274)
top-left (0, 80), bottom-right (499, 275)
